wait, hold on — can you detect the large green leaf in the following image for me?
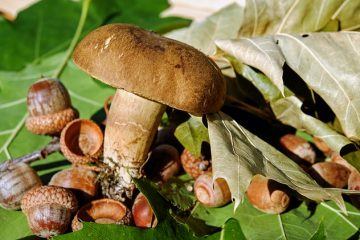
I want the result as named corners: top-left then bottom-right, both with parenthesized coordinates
top-left (207, 111), bottom-right (345, 211)
top-left (235, 198), bottom-right (360, 240)
top-left (275, 32), bottom-right (360, 141)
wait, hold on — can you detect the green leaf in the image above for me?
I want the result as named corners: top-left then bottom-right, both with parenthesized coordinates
top-left (220, 218), bottom-right (246, 240)
top-left (312, 202), bottom-right (360, 239)
top-left (207, 111), bottom-right (345, 211)
top-left (275, 32), bottom-right (360, 141)
top-left (166, 3), bottom-right (244, 55)
top-left (191, 202), bottom-right (235, 228)
top-left (309, 222), bottom-right (326, 240)
top-left (158, 175), bottom-right (196, 211)
top-left (174, 117), bottom-right (209, 158)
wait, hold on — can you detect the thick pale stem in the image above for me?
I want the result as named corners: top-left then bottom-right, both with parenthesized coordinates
top-left (101, 89), bottom-right (166, 201)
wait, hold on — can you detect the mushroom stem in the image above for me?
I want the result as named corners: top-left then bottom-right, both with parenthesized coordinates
top-left (101, 89), bottom-right (166, 201)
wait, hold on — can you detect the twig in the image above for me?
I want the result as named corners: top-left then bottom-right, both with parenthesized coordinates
top-left (0, 137), bottom-right (60, 171)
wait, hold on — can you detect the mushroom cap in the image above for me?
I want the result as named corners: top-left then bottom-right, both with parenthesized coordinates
top-left (73, 24), bottom-right (226, 115)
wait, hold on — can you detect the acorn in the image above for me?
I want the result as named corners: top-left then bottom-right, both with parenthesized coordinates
top-left (279, 134), bottom-right (316, 165)
top-left (246, 175), bottom-right (290, 214)
top-left (49, 166), bottom-right (98, 203)
top-left (21, 186), bottom-right (78, 238)
top-left (72, 198), bottom-right (132, 231)
top-left (26, 78), bottom-right (78, 136)
top-left (309, 162), bottom-right (351, 188)
top-left (60, 119), bottom-right (103, 165)
top-left (144, 144), bottom-right (181, 184)
top-left (180, 148), bottom-right (211, 179)
top-left (132, 193), bottom-right (157, 228)
top-left (194, 173), bottom-right (231, 208)
top-left (0, 162), bottom-right (42, 210)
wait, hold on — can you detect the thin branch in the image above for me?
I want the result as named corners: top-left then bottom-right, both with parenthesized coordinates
top-left (0, 137), bottom-right (60, 171)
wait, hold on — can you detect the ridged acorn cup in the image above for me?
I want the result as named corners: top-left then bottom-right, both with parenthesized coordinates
top-left (181, 149), bottom-right (212, 179)
top-left (194, 173), bottom-right (231, 208)
top-left (72, 198), bottom-right (132, 231)
top-left (132, 193), bottom-right (157, 228)
top-left (60, 119), bottom-right (103, 165)
top-left (26, 78), bottom-right (78, 136)
top-left (246, 175), bottom-right (290, 214)
top-left (49, 166), bottom-right (98, 203)
top-left (21, 186), bottom-right (78, 238)
top-left (0, 162), bottom-right (42, 210)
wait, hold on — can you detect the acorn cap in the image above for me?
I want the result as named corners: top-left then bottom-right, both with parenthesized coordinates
top-left (72, 24), bottom-right (226, 115)
top-left (72, 198), bottom-right (131, 231)
top-left (60, 119), bottom-right (103, 164)
top-left (21, 186), bottom-right (78, 213)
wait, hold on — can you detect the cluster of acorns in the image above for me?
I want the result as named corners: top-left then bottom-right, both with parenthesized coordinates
top-left (0, 77), bottom-right (297, 238)
top-left (280, 133), bottom-right (360, 208)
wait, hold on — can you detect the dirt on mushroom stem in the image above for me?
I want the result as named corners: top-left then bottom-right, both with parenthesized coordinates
top-left (100, 89), bottom-right (166, 201)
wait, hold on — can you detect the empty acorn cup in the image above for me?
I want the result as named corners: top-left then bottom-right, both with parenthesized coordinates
top-left (71, 198), bottom-right (132, 231)
top-left (60, 119), bottom-right (103, 165)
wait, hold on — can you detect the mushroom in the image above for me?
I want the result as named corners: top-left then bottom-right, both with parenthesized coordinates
top-left (72, 24), bottom-right (226, 201)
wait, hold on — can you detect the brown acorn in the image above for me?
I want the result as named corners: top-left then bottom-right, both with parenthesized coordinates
top-left (26, 78), bottom-right (78, 136)
top-left (180, 148), bottom-right (211, 179)
top-left (246, 175), bottom-right (290, 214)
top-left (0, 162), bottom-right (42, 210)
top-left (194, 173), bottom-right (231, 208)
top-left (309, 162), bottom-right (351, 188)
top-left (21, 186), bottom-right (78, 238)
top-left (72, 198), bottom-right (132, 231)
top-left (279, 134), bottom-right (316, 165)
top-left (144, 144), bottom-right (181, 184)
top-left (49, 166), bottom-right (98, 203)
top-left (132, 193), bottom-right (157, 228)
top-left (60, 119), bottom-right (103, 165)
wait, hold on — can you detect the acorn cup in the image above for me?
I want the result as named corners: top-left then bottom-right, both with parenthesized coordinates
top-left (180, 147), bottom-right (212, 179)
top-left (26, 78), bottom-right (78, 136)
top-left (0, 162), bottom-right (42, 210)
top-left (49, 166), bottom-right (99, 204)
top-left (71, 198), bottom-right (132, 231)
top-left (21, 186), bottom-right (78, 238)
top-left (60, 119), bottom-right (103, 165)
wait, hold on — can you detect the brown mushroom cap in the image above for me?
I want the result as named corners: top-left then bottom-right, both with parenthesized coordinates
top-left (73, 24), bottom-right (226, 114)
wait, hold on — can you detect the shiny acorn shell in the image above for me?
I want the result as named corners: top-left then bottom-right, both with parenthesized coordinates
top-left (0, 162), bottom-right (42, 210)
top-left (21, 186), bottom-right (78, 238)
